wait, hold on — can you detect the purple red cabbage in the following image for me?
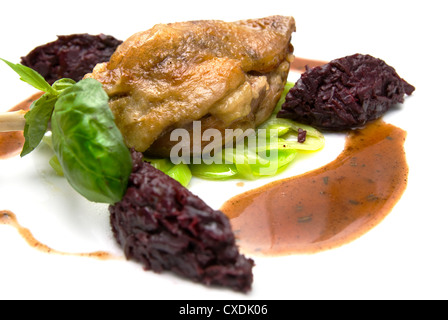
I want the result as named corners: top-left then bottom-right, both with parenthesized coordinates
top-left (278, 54), bottom-right (415, 131)
top-left (21, 34), bottom-right (122, 84)
top-left (109, 151), bottom-right (254, 293)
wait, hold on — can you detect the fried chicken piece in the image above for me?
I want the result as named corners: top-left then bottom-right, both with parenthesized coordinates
top-left (85, 16), bottom-right (295, 156)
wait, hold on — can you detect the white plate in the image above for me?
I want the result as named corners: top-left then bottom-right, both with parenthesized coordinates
top-left (1, 0), bottom-right (448, 300)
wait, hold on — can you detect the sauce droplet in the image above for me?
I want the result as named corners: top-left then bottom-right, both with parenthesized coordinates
top-left (221, 120), bottom-right (408, 256)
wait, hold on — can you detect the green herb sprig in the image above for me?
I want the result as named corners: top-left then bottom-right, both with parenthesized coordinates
top-left (1, 59), bottom-right (132, 204)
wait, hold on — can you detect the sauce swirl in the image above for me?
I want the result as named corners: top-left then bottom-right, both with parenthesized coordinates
top-left (221, 120), bottom-right (408, 256)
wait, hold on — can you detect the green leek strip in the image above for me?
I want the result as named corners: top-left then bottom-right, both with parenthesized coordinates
top-left (146, 158), bottom-right (174, 173)
top-left (49, 155), bottom-right (64, 176)
top-left (259, 136), bottom-right (325, 152)
top-left (145, 158), bottom-right (193, 187)
top-left (166, 163), bottom-right (192, 188)
top-left (273, 81), bottom-right (295, 114)
top-left (189, 163), bottom-right (238, 180)
top-left (251, 149), bottom-right (298, 176)
top-left (258, 118), bottom-right (324, 141)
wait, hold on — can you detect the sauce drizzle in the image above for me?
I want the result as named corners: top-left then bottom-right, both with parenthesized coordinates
top-left (221, 120), bottom-right (408, 256)
top-left (0, 210), bottom-right (119, 260)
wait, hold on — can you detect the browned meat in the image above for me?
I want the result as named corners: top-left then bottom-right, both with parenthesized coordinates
top-left (85, 16), bottom-right (296, 156)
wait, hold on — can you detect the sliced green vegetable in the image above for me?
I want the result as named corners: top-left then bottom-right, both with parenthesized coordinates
top-left (189, 162), bottom-right (238, 180)
top-left (144, 157), bottom-right (193, 187)
top-left (49, 154), bottom-right (64, 176)
top-left (145, 158), bottom-right (175, 173)
top-left (166, 163), bottom-right (192, 187)
top-left (259, 117), bottom-right (323, 138)
top-left (250, 149), bottom-right (298, 177)
top-left (222, 147), bottom-right (298, 179)
top-left (273, 81), bottom-right (295, 114)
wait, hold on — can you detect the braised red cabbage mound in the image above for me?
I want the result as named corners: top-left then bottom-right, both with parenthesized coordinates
top-left (21, 34), bottom-right (122, 84)
top-left (109, 151), bottom-right (254, 293)
top-left (278, 54), bottom-right (415, 130)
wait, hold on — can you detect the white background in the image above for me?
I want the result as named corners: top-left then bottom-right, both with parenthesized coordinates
top-left (1, 0), bottom-right (447, 300)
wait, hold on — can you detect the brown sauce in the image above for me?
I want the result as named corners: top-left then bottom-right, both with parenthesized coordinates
top-left (0, 131), bottom-right (25, 159)
top-left (290, 56), bottom-right (326, 73)
top-left (0, 92), bottom-right (42, 159)
top-left (221, 120), bottom-right (408, 256)
top-left (0, 209), bottom-right (119, 260)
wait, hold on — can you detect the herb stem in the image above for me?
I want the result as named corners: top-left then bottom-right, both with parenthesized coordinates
top-left (0, 110), bottom-right (26, 132)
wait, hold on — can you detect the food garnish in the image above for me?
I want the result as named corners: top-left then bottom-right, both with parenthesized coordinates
top-left (51, 79), bottom-right (132, 203)
top-left (278, 54), bottom-right (415, 130)
top-left (1, 59), bottom-right (132, 204)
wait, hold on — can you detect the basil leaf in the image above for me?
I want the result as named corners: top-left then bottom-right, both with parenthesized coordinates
top-left (52, 78), bottom-right (76, 93)
top-left (21, 93), bottom-right (58, 157)
top-left (51, 78), bottom-right (132, 204)
top-left (0, 58), bottom-right (56, 94)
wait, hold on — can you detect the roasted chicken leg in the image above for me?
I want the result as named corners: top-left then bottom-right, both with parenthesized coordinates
top-left (86, 16), bottom-right (296, 156)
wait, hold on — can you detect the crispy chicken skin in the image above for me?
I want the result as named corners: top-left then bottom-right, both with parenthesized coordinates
top-left (85, 16), bottom-right (296, 156)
